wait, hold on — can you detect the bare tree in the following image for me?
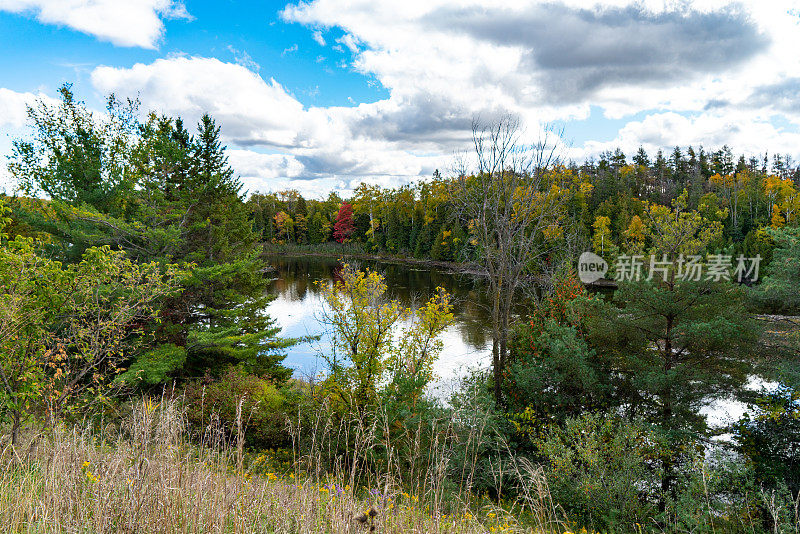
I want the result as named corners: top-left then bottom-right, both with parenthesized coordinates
top-left (454, 116), bottom-right (569, 404)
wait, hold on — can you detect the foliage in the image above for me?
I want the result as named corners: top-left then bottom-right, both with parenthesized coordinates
top-left (509, 267), bottom-right (610, 437)
top-left (583, 197), bottom-right (760, 497)
top-left (6, 85), bottom-right (800, 534)
top-left (0, 201), bottom-right (183, 441)
top-left (9, 85), bottom-right (138, 218)
top-left (183, 366), bottom-right (299, 449)
top-left (454, 118), bottom-right (571, 404)
top-left (536, 414), bottom-right (662, 532)
top-left (8, 86), bottom-right (296, 385)
top-left (333, 201), bottom-right (355, 243)
top-left (316, 264), bottom-right (452, 416)
top-left (751, 226), bottom-right (800, 313)
top-left (733, 387), bottom-right (800, 498)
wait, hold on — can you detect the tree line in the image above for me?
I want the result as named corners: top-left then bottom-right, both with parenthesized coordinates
top-left (249, 143), bottom-right (799, 267)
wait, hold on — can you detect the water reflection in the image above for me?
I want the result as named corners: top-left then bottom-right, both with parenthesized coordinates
top-left (264, 256), bottom-right (494, 381)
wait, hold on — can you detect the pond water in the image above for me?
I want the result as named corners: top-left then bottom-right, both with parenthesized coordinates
top-left (264, 255), bottom-right (495, 392)
top-left (264, 255), bottom-right (767, 427)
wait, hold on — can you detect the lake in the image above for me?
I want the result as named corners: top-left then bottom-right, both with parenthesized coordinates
top-left (264, 255), bottom-right (495, 392)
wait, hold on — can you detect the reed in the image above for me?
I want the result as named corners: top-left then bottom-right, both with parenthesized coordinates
top-left (0, 397), bottom-right (563, 534)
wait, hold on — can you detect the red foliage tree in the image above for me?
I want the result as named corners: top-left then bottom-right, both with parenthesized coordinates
top-left (333, 201), bottom-right (355, 243)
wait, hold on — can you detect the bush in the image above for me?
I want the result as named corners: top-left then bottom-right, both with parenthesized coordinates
top-left (536, 413), bottom-right (661, 532)
top-left (183, 366), bottom-right (299, 449)
top-left (733, 387), bottom-right (800, 499)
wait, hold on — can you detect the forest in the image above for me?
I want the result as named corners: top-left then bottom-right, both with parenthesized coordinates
top-left (1, 86), bottom-right (799, 533)
top-left (249, 142), bottom-right (797, 268)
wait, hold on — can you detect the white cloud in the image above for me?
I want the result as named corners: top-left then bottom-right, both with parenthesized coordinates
top-left (311, 30), bottom-right (326, 46)
top-left (280, 0), bottom-right (798, 120)
top-left (0, 87), bottom-right (41, 128)
top-left (0, 160), bottom-right (13, 193)
top-left (92, 57), bottom-right (305, 148)
top-left (278, 0), bottom-right (800, 168)
top-left (0, 0), bottom-right (190, 48)
top-left (89, 56), bottom-right (448, 197)
top-left (227, 45), bottom-right (260, 73)
top-left (576, 111), bottom-right (800, 162)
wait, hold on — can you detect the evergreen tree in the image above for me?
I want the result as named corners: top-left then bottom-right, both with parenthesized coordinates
top-left (585, 195), bottom-right (760, 499)
top-left (633, 146), bottom-right (650, 167)
top-left (751, 226), bottom-right (800, 313)
top-left (8, 90), bottom-right (295, 385)
top-left (510, 268), bottom-right (611, 433)
top-left (163, 114), bottom-right (294, 380)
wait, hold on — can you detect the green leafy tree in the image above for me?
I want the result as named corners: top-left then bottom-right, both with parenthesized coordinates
top-left (0, 202), bottom-right (183, 443)
top-left (10, 85), bottom-right (137, 219)
top-left (751, 226), bottom-right (800, 313)
top-left (536, 414), bottom-right (662, 532)
top-left (509, 268), bottom-right (610, 442)
top-left (8, 89), bottom-right (295, 385)
top-left (733, 387), bottom-right (800, 499)
top-left (316, 265), bottom-right (451, 417)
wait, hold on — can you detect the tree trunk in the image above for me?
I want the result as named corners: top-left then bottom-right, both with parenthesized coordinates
top-left (11, 411), bottom-right (21, 447)
top-left (492, 337), bottom-right (502, 405)
top-left (660, 314), bottom-right (675, 507)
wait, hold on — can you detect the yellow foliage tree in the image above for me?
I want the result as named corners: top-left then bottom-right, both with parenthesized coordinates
top-left (592, 216), bottom-right (612, 257)
top-left (316, 265), bottom-right (452, 416)
top-left (771, 205), bottom-right (785, 228)
top-left (623, 215), bottom-right (646, 254)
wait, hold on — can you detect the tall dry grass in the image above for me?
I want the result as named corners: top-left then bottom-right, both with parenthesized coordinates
top-left (0, 397), bottom-right (564, 534)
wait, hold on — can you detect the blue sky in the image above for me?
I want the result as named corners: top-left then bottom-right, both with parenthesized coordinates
top-left (1, 0), bottom-right (799, 198)
top-left (0, 2), bottom-right (387, 107)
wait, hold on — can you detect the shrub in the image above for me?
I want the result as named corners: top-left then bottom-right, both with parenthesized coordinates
top-left (536, 413), bottom-right (661, 532)
top-left (183, 366), bottom-right (298, 449)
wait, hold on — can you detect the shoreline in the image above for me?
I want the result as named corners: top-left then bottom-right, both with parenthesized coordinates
top-left (260, 245), bottom-right (619, 288)
top-left (262, 246), bottom-right (487, 276)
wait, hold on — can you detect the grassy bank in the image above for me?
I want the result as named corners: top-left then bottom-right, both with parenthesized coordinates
top-left (0, 399), bottom-right (567, 534)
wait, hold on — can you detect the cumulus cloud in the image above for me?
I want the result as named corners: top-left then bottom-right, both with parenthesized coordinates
top-left (0, 0), bottom-right (190, 48)
top-left (282, 0), bottom-right (787, 117)
top-left (279, 0), bottom-right (800, 167)
top-left (576, 111), bottom-right (800, 162)
top-left (91, 57), bottom-right (305, 148)
top-left (89, 56), bottom-right (449, 193)
top-left (426, 3), bottom-right (768, 103)
top-left (0, 88), bottom-right (40, 128)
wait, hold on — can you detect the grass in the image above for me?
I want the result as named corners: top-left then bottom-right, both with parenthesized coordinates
top-left (0, 398), bottom-right (566, 534)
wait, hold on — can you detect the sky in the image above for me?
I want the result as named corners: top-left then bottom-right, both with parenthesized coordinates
top-left (1, 0), bottom-right (799, 199)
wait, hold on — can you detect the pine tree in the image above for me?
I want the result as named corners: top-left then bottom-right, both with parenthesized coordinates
top-left (165, 114), bottom-right (294, 380)
top-left (585, 195), bottom-right (760, 500)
